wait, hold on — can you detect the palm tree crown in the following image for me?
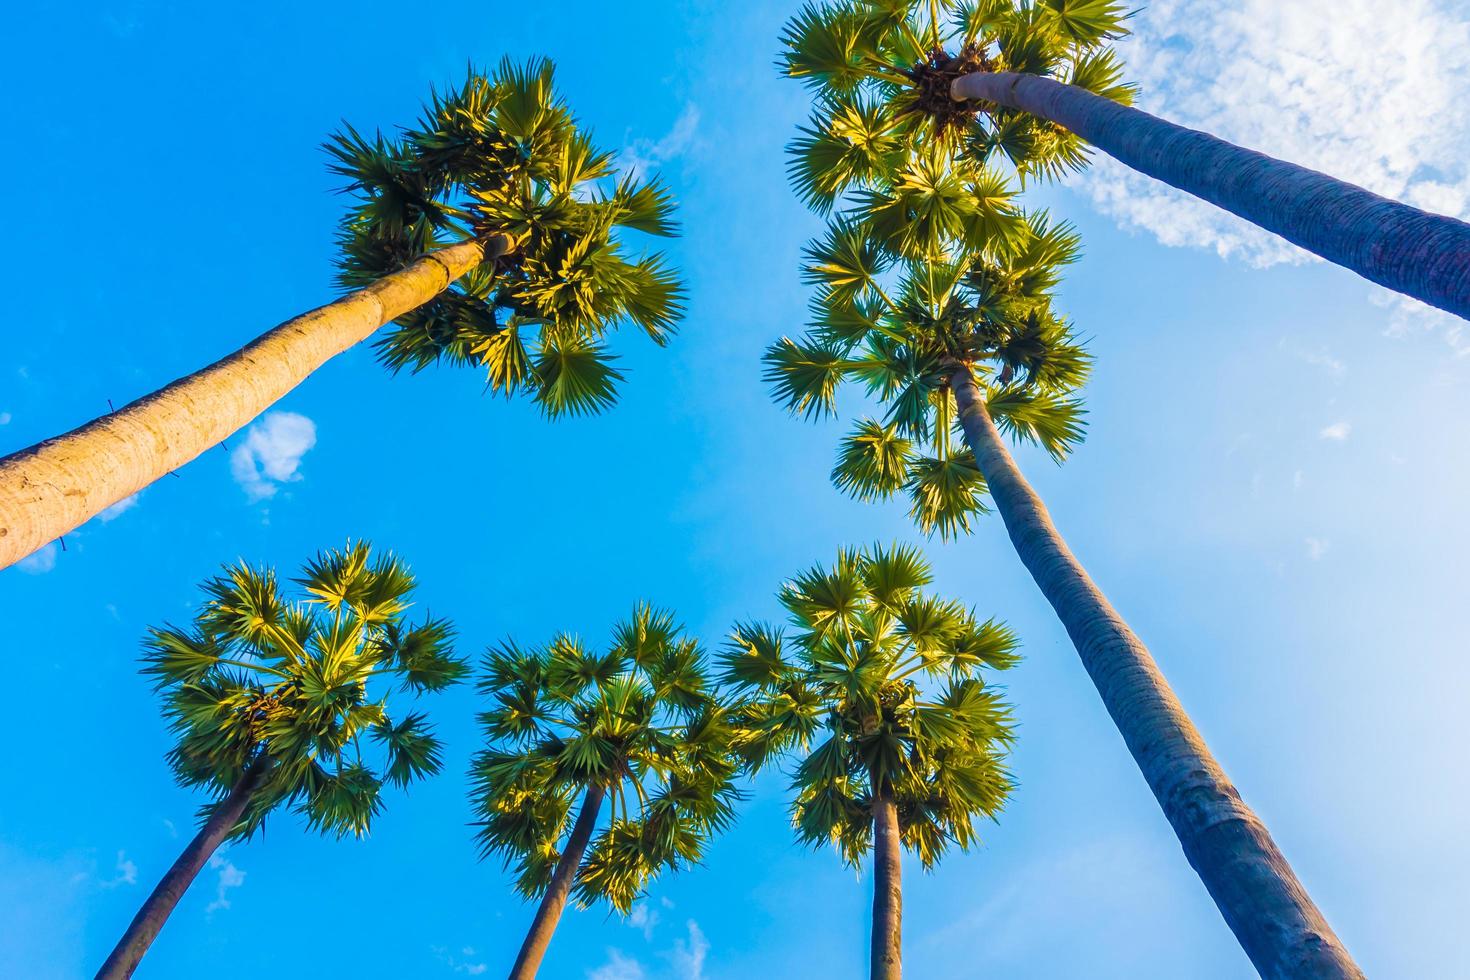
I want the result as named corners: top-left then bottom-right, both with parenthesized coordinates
top-left (782, 0), bottom-right (1134, 203)
top-left (328, 57), bottom-right (686, 416)
top-left (143, 542), bottom-right (467, 839)
top-left (470, 605), bottom-right (742, 913)
top-left (722, 544), bottom-right (1016, 867)
top-left (765, 212), bottom-right (1090, 538)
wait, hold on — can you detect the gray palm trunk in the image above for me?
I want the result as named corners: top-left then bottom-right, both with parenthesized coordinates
top-left (870, 783), bottom-right (903, 980)
top-left (952, 71), bottom-right (1470, 320)
top-left (0, 235), bottom-right (509, 572)
top-left (96, 759), bottom-right (268, 980)
top-left (507, 784), bottom-right (607, 980)
top-left (949, 367), bottom-right (1362, 980)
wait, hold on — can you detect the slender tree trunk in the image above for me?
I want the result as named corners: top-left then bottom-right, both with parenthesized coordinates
top-left (96, 760), bottom-right (268, 980)
top-left (870, 782), bottom-right (903, 980)
top-left (951, 71), bottom-right (1470, 320)
top-left (949, 367), bottom-right (1362, 980)
top-left (507, 784), bottom-right (606, 980)
top-left (0, 235), bottom-right (509, 572)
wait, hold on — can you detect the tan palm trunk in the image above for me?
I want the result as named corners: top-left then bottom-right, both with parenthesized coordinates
top-left (949, 365), bottom-right (1362, 979)
top-left (508, 784), bottom-right (606, 980)
top-left (869, 782), bottom-right (903, 980)
top-left (0, 235), bottom-right (506, 571)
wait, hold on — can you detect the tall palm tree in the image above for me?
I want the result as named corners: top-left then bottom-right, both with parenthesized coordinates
top-left (765, 221), bottom-right (1363, 977)
top-left (784, 0), bottom-right (1470, 317)
top-left (773, 8), bottom-right (1363, 973)
top-left (469, 605), bottom-right (741, 980)
top-left (97, 542), bottom-right (467, 979)
top-left (721, 543), bottom-right (1017, 980)
top-left (0, 58), bottom-right (685, 571)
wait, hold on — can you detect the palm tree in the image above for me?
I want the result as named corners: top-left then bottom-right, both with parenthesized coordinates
top-left (469, 605), bottom-right (741, 980)
top-left (721, 543), bottom-right (1017, 980)
top-left (773, 8), bottom-right (1363, 970)
top-left (97, 542), bottom-right (467, 979)
top-left (784, 0), bottom-right (1470, 317)
top-left (765, 219), bottom-right (1363, 976)
top-left (0, 58), bottom-right (685, 571)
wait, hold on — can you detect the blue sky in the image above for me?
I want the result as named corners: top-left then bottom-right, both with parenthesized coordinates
top-left (3, 1), bottom-right (1469, 977)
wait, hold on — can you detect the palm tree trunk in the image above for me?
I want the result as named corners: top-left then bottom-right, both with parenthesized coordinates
top-left (870, 782), bottom-right (903, 980)
top-left (507, 784), bottom-right (606, 980)
top-left (0, 235), bottom-right (509, 572)
top-left (96, 759), bottom-right (268, 980)
top-left (951, 71), bottom-right (1470, 320)
top-left (949, 367), bottom-right (1362, 980)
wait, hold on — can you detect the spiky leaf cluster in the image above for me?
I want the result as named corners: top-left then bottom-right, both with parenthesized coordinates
top-left (765, 213), bottom-right (1091, 538)
top-left (721, 544), bottom-right (1016, 868)
top-left (469, 605), bottom-right (742, 914)
top-left (782, 0), bottom-right (1135, 203)
top-left (143, 542), bottom-right (467, 841)
top-left (327, 58), bottom-right (686, 417)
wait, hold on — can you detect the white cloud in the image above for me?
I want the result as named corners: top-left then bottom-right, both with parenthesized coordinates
top-left (0, 412), bottom-right (11, 425)
top-left (628, 902), bottom-right (660, 939)
top-left (100, 851), bottom-right (138, 889)
top-left (17, 543), bottom-right (58, 575)
top-left (1076, 0), bottom-right (1470, 329)
top-left (1278, 339), bottom-right (1346, 379)
top-left (205, 853), bottom-right (245, 914)
top-left (588, 949), bottom-right (646, 980)
top-left (431, 944), bottom-right (488, 976)
top-left (1306, 537), bottom-right (1331, 561)
top-left (230, 412), bottom-right (317, 502)
top-left (97, 493), bottom-right (141, 523)
top-left (667, 921), bottom-right (708, 980)
top-left (617, 104), bottom-right (701, 179)
top-left (1318, 421), bottom-right (1352, 442)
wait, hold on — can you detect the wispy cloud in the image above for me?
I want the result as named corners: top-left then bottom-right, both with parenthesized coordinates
top-left (100, 851), bottom-right (138, 889)
top-left (628, 902), bottom-right (660, 940)
top-left (97, 493), bottom-right (141, 523)
top-left (1318, 421), bottom-right (1352, 442)
top-left (617, 104), bottom-right (701, 180)
top-left (205, 853), bottom-right (245, 914)
top-left (230, 412), bottom-right (317, 502)
top-left (1305, 537), bottom-right (1331, 561)
top-left (667, 921), bottom-right (708, 980)
top-left (588, 949), bottom-right (646, 980)
top-left (0, 411), bottom-right (11, 425)
top-left (16, 543), bottom-right (58, 575)
top-left (431, 945), bottom-right (488, 976)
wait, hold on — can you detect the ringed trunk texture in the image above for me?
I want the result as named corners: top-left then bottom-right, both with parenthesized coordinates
top-left (96, 759), bottom-right (268, 980)
top-left (950, 368), bottom-right (1362, 980)
top-left (0, 236), bottom-right (506, 572)
top-left (507, 784), bottom-right (607, 980)
top-left (952, 71), bottom-right (1470, 320)
top-left (870, 783), bottom-right (903, 980)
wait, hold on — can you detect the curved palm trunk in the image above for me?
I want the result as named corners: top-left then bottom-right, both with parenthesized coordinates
top-left (951, 71), bottom-right (1470, 320)
top-left (870, 783), bottom-right (902, 980)
top-left (949, 368), bottom-right (1361, 980)
top-left (0, 235), bottom-right (508, 572)
top-left (507, 784), bottom-right (606, 980)
top-left (96, 760), bottom-right (267, 980)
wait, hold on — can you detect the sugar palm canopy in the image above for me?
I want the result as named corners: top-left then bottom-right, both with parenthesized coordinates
top-left (0, 57), bottom-right (685, 571)
top-left (766, 212), bottom-right (1089, 539)
top-left (329, 57), bottom-right (684, 414)
top-left (722, 543), bottom-right (1016, 980)
top-left (97, 542), bottom-right (466, 979)
top-left (773, 5), bottom-right (1364, 975)
top-left (782, 0), bottom-right (1136, 206)
top-left (470, 605), bottom-right (741, 980)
